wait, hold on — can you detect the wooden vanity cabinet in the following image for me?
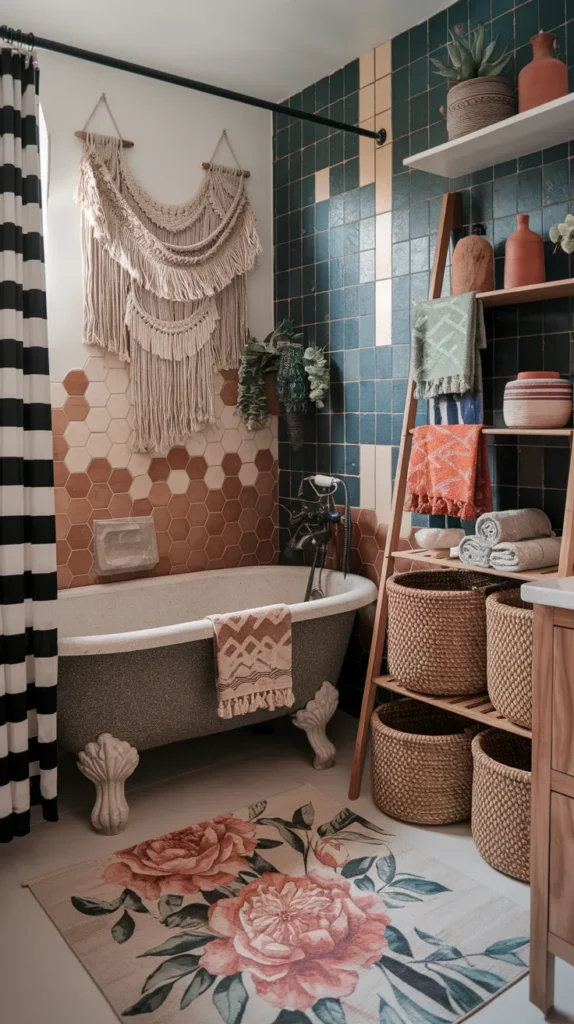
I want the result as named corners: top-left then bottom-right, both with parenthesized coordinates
top-left (531, 604), bottom-right (574, 1012)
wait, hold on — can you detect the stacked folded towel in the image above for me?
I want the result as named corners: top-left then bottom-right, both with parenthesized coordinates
top-left (458, 509), bottom-right (560, 572)
top-left (458, 535), bottom-right (491, 567)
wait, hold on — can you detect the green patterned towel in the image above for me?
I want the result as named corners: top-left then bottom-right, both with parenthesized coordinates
top-left (412, 291), bottom-right (486, 399)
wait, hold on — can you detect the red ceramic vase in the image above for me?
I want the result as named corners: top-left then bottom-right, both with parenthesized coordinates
top-left (518, 32), bottom-right (568, 113)
top-left (504, 214), bottom-right (546, 289)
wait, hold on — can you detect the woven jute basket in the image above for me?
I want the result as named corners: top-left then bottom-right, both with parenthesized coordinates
top-left (387, 570), bottom-right (493, 695)
top-left (486, 589), bottom-right (533, 729)
top-left (371, 699), bottom-right (478, 825)
top-left (447, 76), bottom-right (516, 140)
top-left (471, 729), bottom-right (531, 882)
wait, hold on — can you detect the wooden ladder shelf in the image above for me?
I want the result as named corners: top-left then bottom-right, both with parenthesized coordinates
top-left (348, 190), bottom-right (574, 800)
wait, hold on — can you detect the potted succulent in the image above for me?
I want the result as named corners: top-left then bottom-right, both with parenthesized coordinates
top-left (432, 25), bottom-right (515, 140)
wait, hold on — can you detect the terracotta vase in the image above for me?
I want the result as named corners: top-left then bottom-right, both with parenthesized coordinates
top-left (504, 214), bottom-right (545, 289)
top-left (446, 76), bottom-right (516, 140)
top-left (518, 32), bottom-right (568, 113)
top-left (451, 232), bottom-right (494, 294)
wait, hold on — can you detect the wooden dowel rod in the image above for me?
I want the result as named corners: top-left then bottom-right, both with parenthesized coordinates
top-left (201, 161), bottom-right (250, 177)
top-left (74, 130), bottom-right (134, 147)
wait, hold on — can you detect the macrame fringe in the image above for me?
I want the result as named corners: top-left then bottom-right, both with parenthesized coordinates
top-left (217, 687), bottom-right (295, 720)
top-left (125, 290), bottom-right (219, 360)
top-left (130, 336), bottom-right (216, 453)
top-left (78, 145), bottom-right (261, 303)
top-left (415, 374), bottom-right (473, 399)
top-left (77, 135), bottom-right (257, 371)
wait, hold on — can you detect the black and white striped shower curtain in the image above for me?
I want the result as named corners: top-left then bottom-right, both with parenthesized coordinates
top-left (0, 43), bottom-right (57, 842)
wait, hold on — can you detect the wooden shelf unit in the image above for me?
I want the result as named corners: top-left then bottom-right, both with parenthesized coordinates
top-left (348, 189), bottom-right (574, 801)
top-left (375, 675), bottom-right (531, 739)
top-left (391, 548), bottom-right (559, 581)
top-left (403, 93), bottom-right (574, 178)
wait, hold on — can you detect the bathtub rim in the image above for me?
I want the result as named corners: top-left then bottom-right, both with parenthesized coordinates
top-left (57, 565), bottom-right (377, 656)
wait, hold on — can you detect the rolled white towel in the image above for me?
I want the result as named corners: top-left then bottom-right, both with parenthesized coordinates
top-left (489, 536), bottom-right (561, 572)
top-left (476, 508), bottom-right (552, 548)
top-left (458, 535), bottom-right (491, 567)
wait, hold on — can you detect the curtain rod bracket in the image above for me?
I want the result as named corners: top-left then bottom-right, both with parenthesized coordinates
top-left (375, 128), bottom-right (387, 146)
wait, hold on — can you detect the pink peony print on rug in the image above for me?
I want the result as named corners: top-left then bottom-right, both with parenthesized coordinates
top-left (29, 785), bottom-right (529, 1023)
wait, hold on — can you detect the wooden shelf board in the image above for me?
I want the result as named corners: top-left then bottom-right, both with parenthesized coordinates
top-left (482, 428), bottom-right (573, 436)
top-left (409, 427), bottom-right (573, 437)
top-left (403, 93), bottom-right (574, 178)
top-left (375, 674), bottom-right (532, 739)
top-left (477, 278), bottom-right (574, 307)
top-left (391, 547), bottom-right (559, 581)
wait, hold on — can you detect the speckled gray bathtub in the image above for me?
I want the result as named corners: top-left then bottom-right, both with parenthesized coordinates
top-left (57, 565), bottom-right (377, 753)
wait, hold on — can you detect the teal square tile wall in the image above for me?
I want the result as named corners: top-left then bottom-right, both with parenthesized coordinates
top-left (274, 0), bottom-right (574, 542)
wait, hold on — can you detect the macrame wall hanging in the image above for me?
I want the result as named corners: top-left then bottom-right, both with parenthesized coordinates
top-left (76, 113), bottom-right (261, 452)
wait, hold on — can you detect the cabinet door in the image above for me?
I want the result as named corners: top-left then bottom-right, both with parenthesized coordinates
top-left (552, 627), bottom-right (574, 777)
top-left (549, 792), bottom-right (574, 943)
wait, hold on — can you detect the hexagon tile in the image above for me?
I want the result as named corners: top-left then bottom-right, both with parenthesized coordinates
top-left (53, 354), bottom-right (279, 589)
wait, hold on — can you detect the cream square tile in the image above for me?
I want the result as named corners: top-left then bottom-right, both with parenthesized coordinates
top-left (358, 116), bottom-right (376, 188)
top-left (375, 212), bottom-right (392, 280)
top-left (376, 279), bottom-right (392, 346)
top-left (359, 48), bottom-right (375, 88)
top-left (359, 116), bottom-right (375, 187)
top-left (359, 84), bottom-right (375, 123)
top-left (360, 444), bottom-right (376, 510)
top-left (315, 168), bottom-right (330, 203)
top-left (401, 510), bottom-right (413, 538)
top-left (377, 111), bottom-right (392, 145)
top-left (375, 444), bottom-right (393, 525)
top-left (375, 40), bottom-right (391, 79)
top-left (375, 144), bottom-right (392, 215)
top-left (375, 74), bottom-right (391, 114)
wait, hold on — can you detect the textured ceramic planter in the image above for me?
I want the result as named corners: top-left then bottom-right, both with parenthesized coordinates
top-left (518, 32), bottom-right (568, 113)
top-left (447, 76), bottom-right (516, 140)
top-left (503, 376), bottom-right (572, 428)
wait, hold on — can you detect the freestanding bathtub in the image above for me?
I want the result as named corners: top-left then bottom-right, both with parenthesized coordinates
top-left (57, 565), bottom-right (377, 834)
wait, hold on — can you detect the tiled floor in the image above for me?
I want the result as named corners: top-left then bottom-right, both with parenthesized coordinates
top-left (1, 712), bottom-right (573, 1023)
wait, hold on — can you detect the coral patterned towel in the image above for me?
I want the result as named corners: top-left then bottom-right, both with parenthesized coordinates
top-left (208, 605), bottom-right (294, 719)
top-left (405, 424), bottom-right (493, 520)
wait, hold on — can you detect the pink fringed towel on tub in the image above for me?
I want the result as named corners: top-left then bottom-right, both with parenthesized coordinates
top-left (208, 604), bottom-right (294, 719)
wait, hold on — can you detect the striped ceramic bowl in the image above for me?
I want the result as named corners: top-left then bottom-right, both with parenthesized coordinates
top-left (503, 373), bottom-right (572, 428)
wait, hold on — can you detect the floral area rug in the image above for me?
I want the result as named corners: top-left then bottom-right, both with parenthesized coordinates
top-left (28, 785), bottom-right (529, 1023)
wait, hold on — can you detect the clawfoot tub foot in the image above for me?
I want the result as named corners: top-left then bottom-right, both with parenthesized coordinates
top-left (77, 733), bottom-right (139, 835)
top-left (293, 680), bottom-right (339, 769)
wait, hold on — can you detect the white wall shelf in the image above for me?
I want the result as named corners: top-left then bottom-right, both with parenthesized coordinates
top-left (403, 92), bottom-right (574, 179)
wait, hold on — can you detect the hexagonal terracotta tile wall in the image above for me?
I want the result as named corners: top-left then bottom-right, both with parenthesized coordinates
top-left (53, 355), bottom-right (279, 589)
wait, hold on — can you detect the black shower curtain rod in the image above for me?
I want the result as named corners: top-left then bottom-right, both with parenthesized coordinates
top-left (1, 25), bottom-right (387, 147)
